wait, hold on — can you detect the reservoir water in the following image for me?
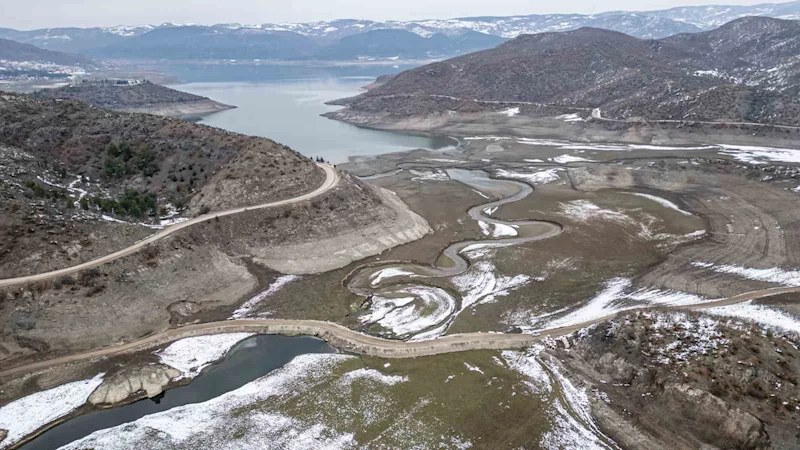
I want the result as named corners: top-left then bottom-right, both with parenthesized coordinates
top-left (22, 335), bottom-right (336, 450)
top-left (174, 79), bottom-right (457, 163)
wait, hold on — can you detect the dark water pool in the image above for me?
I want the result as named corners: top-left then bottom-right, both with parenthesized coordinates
top-left (22, 335), bottom-right (335, 450)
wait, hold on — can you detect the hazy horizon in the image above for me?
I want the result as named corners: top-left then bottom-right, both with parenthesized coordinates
top-left (2, 0), bottom-right (793, 30)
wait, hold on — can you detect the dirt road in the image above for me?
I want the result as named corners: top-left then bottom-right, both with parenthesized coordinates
top-left (0, 164), bottom-right (339, 288)
top-left (2, 283), bottom-right (797, 380)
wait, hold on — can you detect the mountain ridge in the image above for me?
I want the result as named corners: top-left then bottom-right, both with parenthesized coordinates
top-left (1, 1), bottom-right (799, 59)
top-left (331, 16), bottom-right (800, 128)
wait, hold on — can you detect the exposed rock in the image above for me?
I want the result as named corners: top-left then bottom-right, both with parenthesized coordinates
top-left (12, 311), bottom-right (35, 330)
top-left (89, 365), bottom-right (180, 405)
top-left (596, 352), bottom-right (634, 383)
top-left (664, 383), bottom-right (769, 450)
top-left (0, 429), bottom-right (7, 443)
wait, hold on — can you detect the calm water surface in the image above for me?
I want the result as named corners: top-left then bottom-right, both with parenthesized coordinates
top-left (174, 79), bottom-right (456, 163)
top-left (23, 335), bottom-right (335, 450)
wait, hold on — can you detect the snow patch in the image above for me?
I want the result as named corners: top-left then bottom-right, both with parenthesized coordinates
top-left (692, 262), bottom-right (800, 287)
top-left (361, 287), bottom-right (456, 338)
top-left (339, 368), bottom-right (408, 386)
top-left (557, 200), bottom-right (631, 224)
top-left (156, 333), bottom-right (255, 379)
top-left (0, 373), bottom-right (105, 449)
top-left (370, 268), bottom-right (416, 286)
top-left (706, 301), bottom-right (800, 333)
top-left (496, 168), bottom-right (561, 185)
top-left (551, 154), bottom-right (594, 164)
top-left (409, 169), bottom-right (449, 181)
top-left (230, 275), bottom-right (298, 319)
top-left (629, 193), bottom-right (692, 216)
top-left (501, 107), bottom-right (520, 117)
top-left (452, 261), bottom-right (532, 309)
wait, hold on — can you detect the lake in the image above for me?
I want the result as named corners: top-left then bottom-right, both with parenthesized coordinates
top-left (173, 79), bottom-right (457, 163)
top-left (22, 335), bottom-right (336, 450)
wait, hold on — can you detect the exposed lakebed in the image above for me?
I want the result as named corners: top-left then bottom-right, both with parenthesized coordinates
top-left (21, 335), bottom-right (335, 450)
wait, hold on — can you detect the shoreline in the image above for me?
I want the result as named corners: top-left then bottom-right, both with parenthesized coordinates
top-left (323, 109), bottom-right (800, 152)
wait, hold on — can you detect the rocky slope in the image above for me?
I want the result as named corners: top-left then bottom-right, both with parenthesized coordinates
top-left (330, 17), bottom-right (800, 128)
top-left (555, 309), bottom-right (800, 449)
top-left (32, 81), bottom-right (234, 119)
top-left (0, 92), bottom-right (323, 277)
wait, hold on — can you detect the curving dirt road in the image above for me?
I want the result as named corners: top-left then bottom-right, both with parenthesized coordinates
top-left (0, 164), bottom-right (339, 288)
top-left (2, 283), bottom-right (797, 380)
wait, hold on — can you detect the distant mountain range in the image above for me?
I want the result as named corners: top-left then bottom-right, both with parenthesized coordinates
top-left (332, 17), bottom-right (800, 127)
top-left (0, 38), bottom-right (94, 66)
top-left (0, 1), bottom-right (799, 60)
top-left (0, 38), bottom-right (97, 79)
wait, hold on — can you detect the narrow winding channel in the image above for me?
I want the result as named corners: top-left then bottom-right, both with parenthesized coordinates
top-left (346, 169), bottom-right (563, 339)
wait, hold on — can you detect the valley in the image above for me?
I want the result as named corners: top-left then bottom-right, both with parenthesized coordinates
top-left (3, 4), bottom-right (800, 450)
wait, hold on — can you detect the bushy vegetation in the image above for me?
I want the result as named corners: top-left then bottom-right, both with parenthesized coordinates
top-left (23, 179), bottom-right (73, 208)
top-left (104, 142), bottom-right (158, 178)
top-left (88, 189), bottom-right (157, 218)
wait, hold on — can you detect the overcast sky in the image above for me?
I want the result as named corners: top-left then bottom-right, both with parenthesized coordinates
top-left (3, 0), bottom-right (786, 29)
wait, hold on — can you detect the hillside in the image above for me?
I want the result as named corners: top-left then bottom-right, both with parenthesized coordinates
top-left (32, 81), bottom-right (234, 118)
top-left (0, 93), bottom-right (432, 370)
top-left (0, 38), bottom-right (94, 67)
top-left (556, 310), bottom-right (800, 449)
top-left (0, 92), bottom-right (321, 216)
top-left (329, 17), bottom-right (800, 127)
top-left (0, 38), bottom-right (97, 81)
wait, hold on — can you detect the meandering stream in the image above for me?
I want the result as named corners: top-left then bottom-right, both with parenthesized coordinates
top-left (346, 169), bottom-right (563, 340)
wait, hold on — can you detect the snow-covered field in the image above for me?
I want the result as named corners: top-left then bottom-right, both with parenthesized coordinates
top-left (0, 373), bottom-right (105, 449)
top-left (230, 275), bottom-right (299, 319)
top-left (156, 333), bottom-right (255, 379)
